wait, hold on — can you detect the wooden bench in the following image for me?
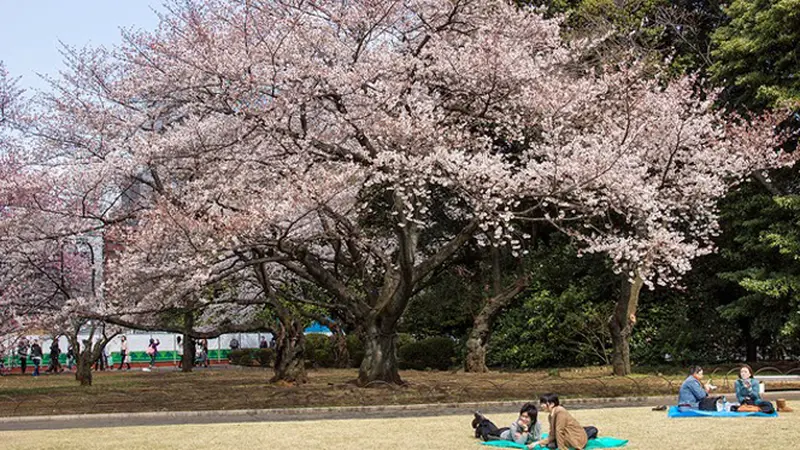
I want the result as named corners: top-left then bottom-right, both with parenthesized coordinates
top-left (756, 375), bottom-right (800, 392)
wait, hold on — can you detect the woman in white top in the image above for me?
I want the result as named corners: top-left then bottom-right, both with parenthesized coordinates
top-left (118, 336), bottom-right (131, 370)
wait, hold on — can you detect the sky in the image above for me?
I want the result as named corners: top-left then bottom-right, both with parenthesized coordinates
top-left (0, 0), bottom-right (162, 92)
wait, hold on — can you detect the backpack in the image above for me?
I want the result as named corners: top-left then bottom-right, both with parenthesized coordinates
top-left (699, 396), bottom-right (722, 411)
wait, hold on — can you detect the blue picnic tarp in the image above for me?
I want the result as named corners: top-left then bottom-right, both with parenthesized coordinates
top-left (667, 406), bottom-right (777, 418)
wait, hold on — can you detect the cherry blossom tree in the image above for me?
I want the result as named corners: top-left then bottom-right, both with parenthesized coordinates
top-left (548, 76), bottom-right (795, 375)
top-left (17, 0), bottom-right (792, 385)
top-left (1, 62), bottom-right (122, 385)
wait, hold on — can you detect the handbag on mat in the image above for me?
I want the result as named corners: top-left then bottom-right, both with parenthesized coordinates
top-left (699, 396), bottom-right (722, 411)
top-left (736, 404), bottom-right (760, 413)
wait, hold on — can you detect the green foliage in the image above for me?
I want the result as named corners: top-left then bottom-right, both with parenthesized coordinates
top-left (304, 334), bottom-right (336, 368)
top-left (346, 334), bottom-right (365, 368)
top-left (398, 337), bottom-right (456, 370)
top-left (714, 174), bottom-right (800, 359)
top-left (487, 239), bottom-right (615, 368)
top-left (229, 349), bottom-right (249, 366)
top-left (489, 284), bottom-right (614, 368)
top-left (228, 348), bottom-right (253, 367)
top-left (631, 274), bottom-right (743, 365)
top-left (228, 348), bottom-right (274, 367)
top-left (401, 270), bottom-right (483, 340)
top-left (711, 0), bottom-right (800, 109)
top-left (527, 0), bottom-right (726, 78)
top-left (396, 333), bottom-right (415, 350)
top-left (254, 348), bottom-right (274, 367)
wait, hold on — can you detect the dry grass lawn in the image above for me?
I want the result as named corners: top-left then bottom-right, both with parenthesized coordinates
top-left (2, 406), bottom-right (798, 450)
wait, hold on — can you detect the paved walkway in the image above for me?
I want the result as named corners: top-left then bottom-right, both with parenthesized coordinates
top-left (3, 391), bottom-right (800, 431)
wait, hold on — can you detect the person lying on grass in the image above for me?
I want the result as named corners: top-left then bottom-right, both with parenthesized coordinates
top-left (536, 393), bottom-right (598, 450)
top-left (473, 402), bottom-right (542, 447)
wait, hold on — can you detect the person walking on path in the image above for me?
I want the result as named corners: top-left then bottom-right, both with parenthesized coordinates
top-left (66, 345), bottom-right (76, 371)
top-left (118, 336), bottom-right (131, 370)
top-left (16, 339), bottom-right (29, 375)
top-left (94, 347), bottom-right (106, 371)
top-left (201, 338), bottom-right (209, 367)
top-left (176, 336), bottom-right (184, 369)
top-left (46, 339), bottom-right (61, 373)
top-left (146, 338), bottom-right (160, 369)
top-left (30, 340), bottom-right (43, 377)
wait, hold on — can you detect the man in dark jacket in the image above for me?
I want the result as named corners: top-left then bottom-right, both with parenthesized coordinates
top-left (17, 339), bottom-right (29, 375)
top-left (47, 339), bottom-right (61, 373)
top-left (30, 340), bottom-right (43, 376)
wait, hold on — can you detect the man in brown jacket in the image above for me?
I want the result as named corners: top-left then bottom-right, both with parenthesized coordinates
top-left (536, 393), bottom-right (597, 450)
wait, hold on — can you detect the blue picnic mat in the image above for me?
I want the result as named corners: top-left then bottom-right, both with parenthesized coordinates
top-left (481, 434), bottom-right (628, 449)
top-left (667, 406), bottom-right (778, 418)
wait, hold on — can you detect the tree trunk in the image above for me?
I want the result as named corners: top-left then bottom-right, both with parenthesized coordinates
top-left (181, 333), bottom-right (195, 373)
top-left (465, 275), bottom-right (530, 373)
top-left (75, 346), bottom-right (94, 386)
top-left (331, 326), bottom-right (350, 368)
top-left (465, 323), bottom-right (490, 373)
top-left (358, 321), bottom-right (402, 385)
top-left (609, 274), bottom-right (644, 376)
top-left (181, 311), bottom-right (195, 373)
top-left (271, 320), bottom-right (307, 384)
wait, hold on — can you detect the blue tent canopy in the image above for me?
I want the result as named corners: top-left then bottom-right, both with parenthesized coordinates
top-left (304, 322), bottom-right (332, 335)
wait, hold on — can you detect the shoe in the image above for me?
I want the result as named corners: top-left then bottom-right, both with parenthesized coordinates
top-left (652, 405), bottom-right (667, 411)
top-left (777, 399), bottom-right (794, 412)
top-left (472, 411), bottom-right (485, 429)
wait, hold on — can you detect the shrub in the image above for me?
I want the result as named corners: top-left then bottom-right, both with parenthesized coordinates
top-left (229, 348), bottom-right (273, 367)
top-left (255, 348), bottom-right (274, 367)
top-left (238, 352), bottom-right (253, 367)
top-left (305, 334), bottom-right (335, 368)
top-left (229, 349), bottom-right (251, 366)
top-left (396, 333), bottom-right (415, 350)
top-left (346, 334), bottom-right (365, 368)
top-left (398, 336), bottom-right (456, 370)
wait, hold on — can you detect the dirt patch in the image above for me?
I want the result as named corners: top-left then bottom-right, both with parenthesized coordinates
top-left (2, 366), bottom-right (798, 417)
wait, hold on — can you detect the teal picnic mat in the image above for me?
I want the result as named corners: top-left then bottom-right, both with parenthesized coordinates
top-left (481, 434), bottom-right (628, 449)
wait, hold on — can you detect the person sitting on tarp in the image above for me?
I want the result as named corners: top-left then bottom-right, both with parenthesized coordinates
top-left (678, 366), bottom-right (715, 410)
top-left (536, 393), bottom-right (598, 450)
top-left (733, 364), bottom-right (775, 413)
top-left (473, 403), bottom-right (542, 447)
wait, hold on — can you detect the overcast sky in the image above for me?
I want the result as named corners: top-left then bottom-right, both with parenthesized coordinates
top-left (0, 0), bottom-right (161, 92)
